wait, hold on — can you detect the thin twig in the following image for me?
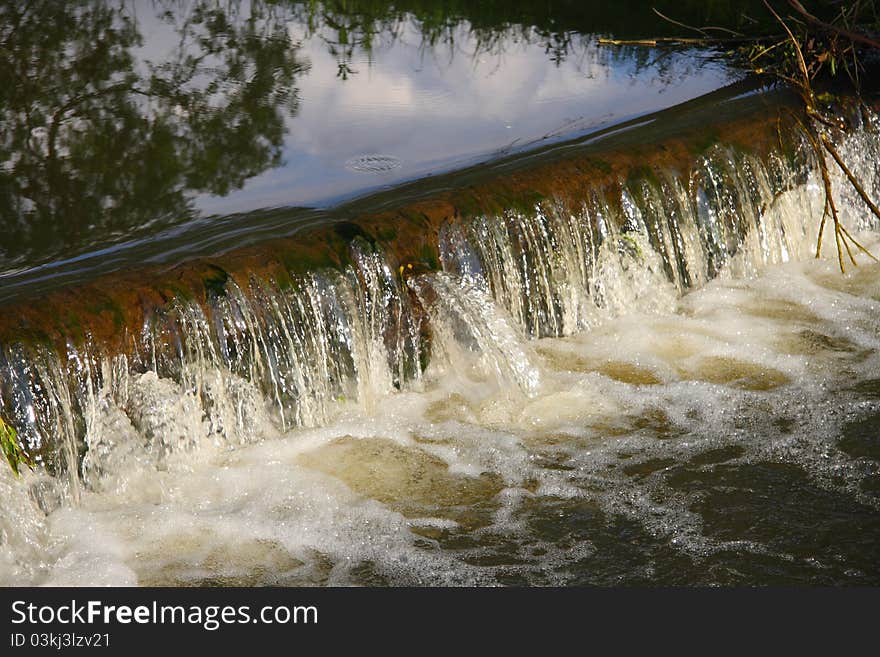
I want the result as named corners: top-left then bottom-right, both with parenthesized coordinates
top-left (597, 37), bottom-right (701, 46)
top-left (839, 222), bottom-right (880, 262)
top-left (764, 0), bottom-right (814, 109)
top-left (817, 198), bottom-right (829, 257)
top-left (652, 8), bottom-right (745, 37)
top-left (652, 8), bottom-right (708, 36)
top-left (785, 109), bottom-right (845, 266)
top-left (842, 225), bottom-right (858, 266)
top-left (596, 35), bottom-right (779, 47)
top-left (749, 39), bottom-right (787, 61)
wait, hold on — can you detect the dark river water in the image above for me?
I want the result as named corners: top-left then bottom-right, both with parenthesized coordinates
top-left (1, 1), bottom-right (879, 586)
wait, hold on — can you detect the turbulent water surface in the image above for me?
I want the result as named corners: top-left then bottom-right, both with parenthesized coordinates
top-left (2, 110), bottom-right (880, 586)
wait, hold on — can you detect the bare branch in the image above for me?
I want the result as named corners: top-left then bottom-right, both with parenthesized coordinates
top-left (821, 134), bottom-right (880, 228)
top-left (787, 0), bottom-right (880, 50)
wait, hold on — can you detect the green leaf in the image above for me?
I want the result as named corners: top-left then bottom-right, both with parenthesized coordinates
top-left (1, 417), bottom-right (34, 478)
top-left (620, 233), bottom-right (643, 259)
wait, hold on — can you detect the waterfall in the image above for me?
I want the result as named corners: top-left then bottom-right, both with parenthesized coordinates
top-left (1, 108), bottom-right (879, 508)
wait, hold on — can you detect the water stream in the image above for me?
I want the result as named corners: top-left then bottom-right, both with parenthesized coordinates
top-left (2, 107), bottom-right (879, 586)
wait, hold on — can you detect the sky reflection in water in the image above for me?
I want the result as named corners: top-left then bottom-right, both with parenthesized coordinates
top-left (197, 19), bottom-right (737, 213)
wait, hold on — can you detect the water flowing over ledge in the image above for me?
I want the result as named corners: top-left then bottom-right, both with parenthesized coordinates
top-left (2, 93), bottom-right (880, 585)
top-left (3, 95), bottom-right (880, 481)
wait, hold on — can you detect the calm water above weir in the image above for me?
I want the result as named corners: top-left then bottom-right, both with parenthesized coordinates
top-left (0, 0), bottom-right (752, 284)
top-left (1, 1), bottom-right (880, 587)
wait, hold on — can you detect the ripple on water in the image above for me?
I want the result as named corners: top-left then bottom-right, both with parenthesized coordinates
top-left (345, 154), bottom-right (402, 173)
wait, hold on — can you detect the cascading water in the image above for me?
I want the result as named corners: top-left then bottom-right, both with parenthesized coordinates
top-left (2, 110), bottom-right (880, 586)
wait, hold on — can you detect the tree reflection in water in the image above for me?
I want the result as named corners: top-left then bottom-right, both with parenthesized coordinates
top-left (0, 0), bottom-right (306, 270)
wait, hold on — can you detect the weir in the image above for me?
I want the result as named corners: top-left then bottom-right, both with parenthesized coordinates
top-left (1, 83), bottom-right (879, 513)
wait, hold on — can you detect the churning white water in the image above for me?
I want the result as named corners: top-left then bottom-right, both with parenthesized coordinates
top-left (2, 112), bottom-right (880, 585)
